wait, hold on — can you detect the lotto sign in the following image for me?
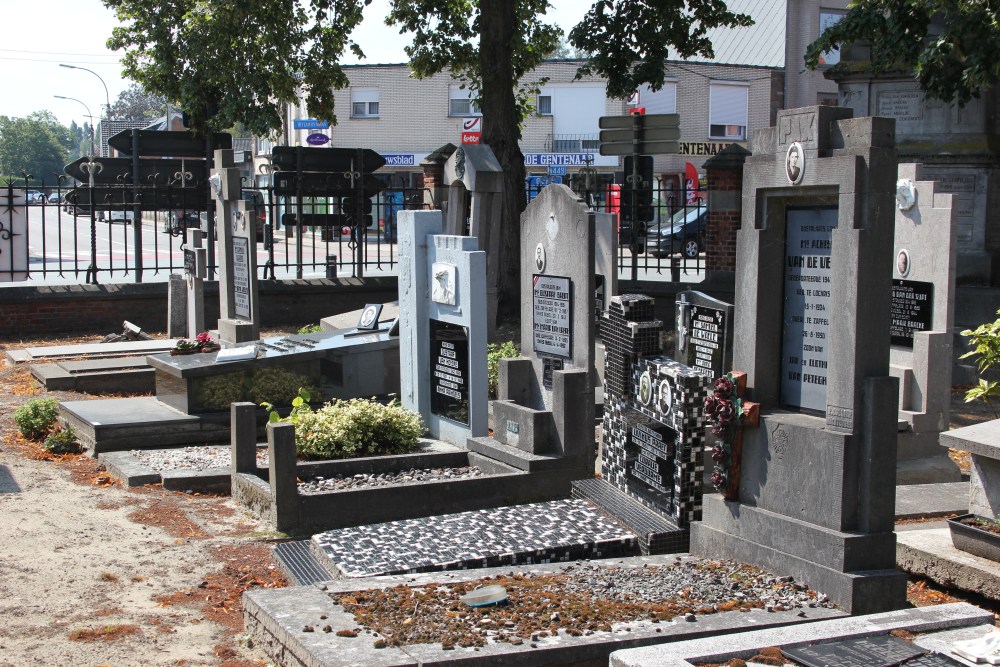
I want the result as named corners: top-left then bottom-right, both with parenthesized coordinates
top-left (461, 117), bottom-right (481, 144)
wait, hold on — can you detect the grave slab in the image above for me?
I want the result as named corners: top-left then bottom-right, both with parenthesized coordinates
top-left (895, 482), bottom-right (969, 520)
top-left (609, 602), bottom-right (992, 667)
top-left (941, 421), bottom-right (1000, 518)
top-left (5, 339), bottom-right (179, 364)
top-left (244, 555), bottom-right (848, 667)
top-left (30, 356), bottom-right (155, 394)
top-left (897, 527), bottom-right (1000, 601)
top-left (310, 499), bottom-right (637, 578)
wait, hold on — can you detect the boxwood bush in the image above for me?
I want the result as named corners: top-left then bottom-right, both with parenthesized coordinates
top-left (291, 398), bottom-right (425, 460)
top-left (13, 398), bottom-right (60, 440)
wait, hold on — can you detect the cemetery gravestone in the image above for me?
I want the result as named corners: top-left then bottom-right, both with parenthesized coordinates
top-left (471, 184), bottom-right (595, 477)
top-left (184, 229), bottom-right (207, 339)
top-left (674, 291), bottom-right (734, 381)
top-left (890, 163), bottom-right (961, 484)
top-left (442, 145), bottom-right (503, 338)
top-left (690, 105), bottom-right (908, 615)
top-left (212, 149), bottom-right (259, 345)
top-left (398, 209), bottom-right (487, 447)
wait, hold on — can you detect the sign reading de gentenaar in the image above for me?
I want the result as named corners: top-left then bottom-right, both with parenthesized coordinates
top-left (524, 153), bottom-right (595, 167)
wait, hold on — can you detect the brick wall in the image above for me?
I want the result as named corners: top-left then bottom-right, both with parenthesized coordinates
top-left (0, 278), bottom-right (399, 339)
top-left (703, 146), bottom-right (750, 274)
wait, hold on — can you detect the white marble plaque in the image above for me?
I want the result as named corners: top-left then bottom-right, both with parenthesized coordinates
top-left (232, 236), bottom-right (251, 320)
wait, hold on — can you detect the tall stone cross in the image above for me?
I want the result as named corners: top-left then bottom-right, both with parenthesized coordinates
top-left (212, 149), bottom-right (259, 345)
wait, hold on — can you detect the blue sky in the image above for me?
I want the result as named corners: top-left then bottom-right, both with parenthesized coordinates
top-left (1, 0), bottom-right (590, 127)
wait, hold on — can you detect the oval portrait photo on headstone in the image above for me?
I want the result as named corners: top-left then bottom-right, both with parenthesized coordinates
top-left (638, 370), bottom-right (653, 406)
top-left (897, 248), bottom-right (911, 278)
top-left (786, 142), bottom-right (804, 185)
top-left (657, 379), bottom-right (673, 416)
top-left (534, 243), bottom-right (546, 272)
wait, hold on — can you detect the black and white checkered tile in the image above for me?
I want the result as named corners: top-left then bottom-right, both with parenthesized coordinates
top-left (598, 295), bottom-right (711, 529)
top-left (311, 499), bottom-right (638, 578)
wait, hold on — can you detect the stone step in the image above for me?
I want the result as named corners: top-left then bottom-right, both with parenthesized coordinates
top-left (310, 498), bottom-right (638, 578)
top-left (30, 356), bottom-right (155, 394)
top-left (59, 396), bottom-right (231, 455)
top-left (571, 477), bottom-right (689, 554)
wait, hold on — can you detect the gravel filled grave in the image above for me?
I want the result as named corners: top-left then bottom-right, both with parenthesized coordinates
top-left (328, 558), bottom-right (836, 650)
top-left (129, 446), bottom-right (484, 494)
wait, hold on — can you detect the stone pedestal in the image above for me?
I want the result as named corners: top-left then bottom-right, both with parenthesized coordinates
top-left (940, 420), bottom-right (1000, 517)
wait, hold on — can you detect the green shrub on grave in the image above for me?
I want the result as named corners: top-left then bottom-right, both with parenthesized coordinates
top-left (487, 340), bottom-right (520, 399)
top-left (297, 323), bottom-right (322, 335)
top-left (291, 398), bottom-right (424, 460)
top-left (43, 427), bottom-right (83, 455)
top-left (961, 308), bottom-right (1000, 418)
top-left (13, 398), bottom-right (60, 440)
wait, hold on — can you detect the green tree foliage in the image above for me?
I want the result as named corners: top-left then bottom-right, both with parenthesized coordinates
top-left (0, 112), bottom-right (73, 182)
top-left (105, 0), bottom-right (368, 135)
top-left (103, 0), bottom-right (750, 322)
top-left (805, 0), bottom-right (1000, 106)
top-left (109, 83), bottom-right (167, 122)
top-left (571, 0), bottom-right (752, 100)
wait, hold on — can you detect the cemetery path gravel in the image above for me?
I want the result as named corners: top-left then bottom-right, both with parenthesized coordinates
top-left (0, 363), bottom-right (281, 667)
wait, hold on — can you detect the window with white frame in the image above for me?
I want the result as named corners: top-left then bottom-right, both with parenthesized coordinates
top-left (709, 82), bottom-right (748, 140)
top-left (537, 94), bottom-right (552, 115)
top-left (351, 88), bottom-right (380, 118)
top-left (449, 84), bottom-right (481, 116)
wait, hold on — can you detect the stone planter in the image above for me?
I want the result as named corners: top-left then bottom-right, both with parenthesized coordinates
top-left (947, 514), bottom-right (1000, 562)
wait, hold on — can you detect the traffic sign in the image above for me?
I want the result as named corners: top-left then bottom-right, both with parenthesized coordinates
top-left (598, 113), bottom-right (680, 130)
top-left (599, 127), bottom-right (681, 143)
top-left (65, 185), bottom-right (210, 211)
top-left (273, 171), bottom-right (384, 197)
top-left (271, 146), bottom-right (386, 173)
top-left (599, 141), bottom-right (680, 156)
top-left (306, 133), bottom-right (331, 146)
top-left (547, 165), bottom-right (568, 176)
top-left (107, 130), bottom-right (232, 158)
top-left (293, 119), bottom-right (330, 130)
top-left (64, 157), bottom-right (208, 185)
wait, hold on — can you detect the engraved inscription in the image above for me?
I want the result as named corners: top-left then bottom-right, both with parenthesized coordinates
top-left (827, 404), bottom-right (854, 430)
top-left (778, 112), bottom-right (817, 146)
top-left (876, 90), bottom-right (924, 121)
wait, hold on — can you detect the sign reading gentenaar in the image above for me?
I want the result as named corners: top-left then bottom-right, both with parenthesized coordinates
top-left (532, 274), bottom-right (572, 358)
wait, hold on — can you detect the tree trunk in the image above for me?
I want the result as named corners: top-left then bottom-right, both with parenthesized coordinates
top-left (479, 0), bottom-right (526, 331)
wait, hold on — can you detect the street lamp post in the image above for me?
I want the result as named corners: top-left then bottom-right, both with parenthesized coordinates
top-left (59, 64), bottom-right (111, 119)
top-left (54, 95), bottom-right (95, 156)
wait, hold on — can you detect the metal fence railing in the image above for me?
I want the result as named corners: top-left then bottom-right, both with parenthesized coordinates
top-left (0, 176), bottom-right (426, 285)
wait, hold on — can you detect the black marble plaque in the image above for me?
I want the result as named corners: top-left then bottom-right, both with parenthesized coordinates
top-left (184, 248), bottom-right (197, 276)
top-left (542, 357), bottom-right (563, 390)
top-left (890, 279), bottom-right (934, 348)
top-left (686, 303), bottom-right (728, 379)
top-left (627, 421), bottom-right (676, 510)
top-left (594, 274), bottom-right (605, 324)
top-left (429, 319), bottom-right (469, 425)
top-left (904, 653), bottom-right (967, 667)
top-left (532, 274), bottom-right (572, 358)
top-left (783, 634), bottom-right (925, 667)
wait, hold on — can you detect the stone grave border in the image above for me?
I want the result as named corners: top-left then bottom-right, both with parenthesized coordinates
top-left (227, 406), bottom-right (582, 535)
top-left (243, 555), bottom-right (848, 667)
top-left (98, 448), bottom-right (232, 493)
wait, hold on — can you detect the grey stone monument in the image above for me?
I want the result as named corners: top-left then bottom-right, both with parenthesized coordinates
top-left (167, 274), bottom-right (187, 339)
top-left (442, 145), bottom-right (503, 337)
top-left (398, 209), bottom-right (488, 446)
top-left (690, 106), bottom-right (908, 615)
top-left (468, 184), bottom-right (596, 478)
top-left (891, 163), bottom-right (961, 484)
top-left (212, 149), bottom-right (259, 345)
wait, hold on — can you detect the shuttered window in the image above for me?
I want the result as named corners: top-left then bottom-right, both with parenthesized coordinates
top-left (709, 83), bottom-right (748, 140)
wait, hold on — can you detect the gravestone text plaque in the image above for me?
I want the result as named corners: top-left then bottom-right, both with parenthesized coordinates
top-left (532, 274), bottom-right (572, 358)
top-left (782, 635), bottom-right (925, 667)
top-left (429, 319), bottom-right (470, 425)
top-left (890, 279), bottom-right (934, 348)
top-left (780, 208), bottom-right (835, 413)
top-left (687, 304), bottom-right (728, 379)
top-left (184, 248), bottom-right (197, 276)
top-left (232, 236), bottom-right (251, 320)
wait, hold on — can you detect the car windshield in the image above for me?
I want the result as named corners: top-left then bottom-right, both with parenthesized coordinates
top-left (669, 205), bottom-right (705, 226)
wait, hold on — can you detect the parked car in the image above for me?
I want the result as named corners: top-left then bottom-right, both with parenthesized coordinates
top-left (102, 210), bottom-right (135, 224)
top-left (25, 190), bottom-right (44, 204)
top-left (645, 205), bottom-right (708, 259)
top-left (164, 210), bottom-right (202, 233)
top-left (47, 192), bottom-right (62, 204)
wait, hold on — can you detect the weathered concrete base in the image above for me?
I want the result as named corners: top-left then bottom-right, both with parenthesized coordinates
top-left (897, 527), bottom-right (1000, 601)
top-left (691, 495), bottom-right (908, 615)
top-left (243, 556), bottom-right (848, 667)
top-left (609, 602), bottom-right (993, 667)
top-left (99, 449), bottom-right (235, 492)
top-left (895, 431), bottom-right (963, 485)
